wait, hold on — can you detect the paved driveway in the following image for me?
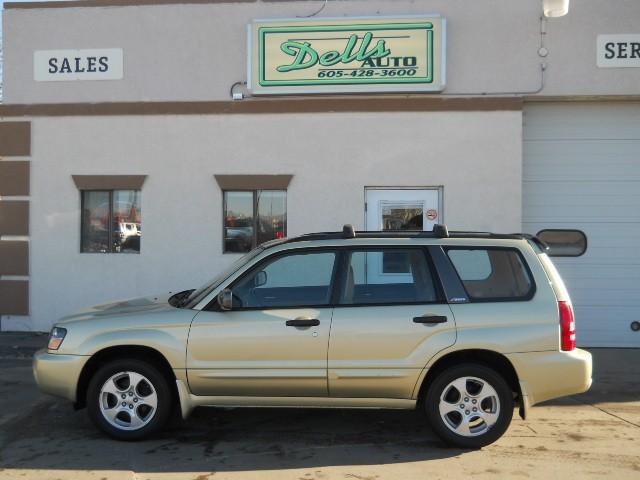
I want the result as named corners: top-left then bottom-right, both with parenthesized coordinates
top-left (0, 337), bottom-right (638, 480)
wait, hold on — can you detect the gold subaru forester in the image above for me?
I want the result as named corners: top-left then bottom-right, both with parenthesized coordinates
top-left (33, 225), bottom-right (592, 448)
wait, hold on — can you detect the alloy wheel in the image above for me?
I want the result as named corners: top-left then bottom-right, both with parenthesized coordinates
top-left (438, 376), bottom-right (500, 437)
top-left (99, 371), bottom-right (158, 431)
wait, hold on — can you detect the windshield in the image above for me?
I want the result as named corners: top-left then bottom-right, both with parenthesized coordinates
top-left (182, 246), bottom-right (265, 308)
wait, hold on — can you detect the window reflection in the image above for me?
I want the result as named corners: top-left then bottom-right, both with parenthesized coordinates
top-left (224, 190), bottom-right (287, 253)
top-left (224, 191), bottom-right (254, 253)
top-left (257, 190), bottom-right (287, 246)
top-left (381, 202), bottom-right (423, 231)
top-left (113, 191), bottom-right (142, 253)
top-left (81, 191), bottom-right (110, 253)
top-left (81, 190), bottom-right (141, 254)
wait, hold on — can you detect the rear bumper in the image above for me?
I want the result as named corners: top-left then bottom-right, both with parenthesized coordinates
top-left (32, 349), bottom-right (89, 403)
top-left (507, 348), bottom-right (592, 407)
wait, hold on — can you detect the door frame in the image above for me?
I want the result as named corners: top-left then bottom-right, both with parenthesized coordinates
top-left (364, 186), bottom-right (444, 231)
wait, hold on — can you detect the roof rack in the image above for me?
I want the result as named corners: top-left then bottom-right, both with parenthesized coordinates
top-left (284, 224), bottom-right (548, 247)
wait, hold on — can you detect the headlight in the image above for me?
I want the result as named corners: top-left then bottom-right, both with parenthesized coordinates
top-left (48, 327), bottom-right (67, 350)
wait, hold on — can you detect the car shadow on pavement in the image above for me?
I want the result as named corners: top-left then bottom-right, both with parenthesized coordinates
top-left (1, 400), bottom-right (462, 474)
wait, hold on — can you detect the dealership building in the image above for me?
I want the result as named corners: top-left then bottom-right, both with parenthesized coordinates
top-left (0, 0), bottom-right (638, 347)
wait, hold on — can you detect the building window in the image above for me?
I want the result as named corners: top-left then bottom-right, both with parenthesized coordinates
top-left (81, 190), bottom-right (141, 253)
top-left (224, 190), bottom-right (286, 253)
top-left (536, 229), bottom-right (587, 257)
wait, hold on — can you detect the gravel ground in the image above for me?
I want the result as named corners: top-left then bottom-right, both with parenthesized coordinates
top-left (0, 334), bottom-right (638, 480)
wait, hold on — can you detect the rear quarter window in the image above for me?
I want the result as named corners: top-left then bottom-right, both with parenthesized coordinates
top-left (446, 247), bottom-right (535, 302)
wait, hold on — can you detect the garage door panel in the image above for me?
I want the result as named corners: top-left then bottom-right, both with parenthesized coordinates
top-left (569, 288), bottom-right (640, 307)
top-left (558, 264), bottom-right (640, 279)
top-left (576, 307), bottom-right (640, 348)
top-left (524, 103), bottom-right (640, 140)
top-left (523, 102), bottom-right (640, 347)
top-left (524, 182), bottom-right (640, 197)
top-left (576, 306), bottom-right (639, 348)
top-left (525, 143), bottom-right (640, 181)
top-left (525, 139), bottom-right (640, 154)
top-left (524, 192), bottom-right (640, 209)
top-left (523, 221), bottom-right (640, 238)
top-left (524, 206), bottom-right (638, 221)
top-left (561, 278), bottom-right (639, 292)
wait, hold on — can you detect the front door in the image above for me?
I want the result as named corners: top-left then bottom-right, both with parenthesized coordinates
top-left (187, 249), bottom-right (338, 397)
top-left (365, 188), bottom-right (441, 231)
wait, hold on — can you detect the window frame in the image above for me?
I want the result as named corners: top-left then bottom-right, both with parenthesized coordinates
top-left (443, 246), bottom-right (537, 303)
top-left (80, 189), bottom-right (142, 255)
top-left (222, 189), bottom-right (287, 254)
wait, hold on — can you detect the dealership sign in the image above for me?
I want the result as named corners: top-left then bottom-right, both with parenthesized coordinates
top-left (248, 16), bottom-right (446, 95)
top-left (34, 48), bottom-right (124, 81)
top-left (597, 34), bottom-right (640, 68)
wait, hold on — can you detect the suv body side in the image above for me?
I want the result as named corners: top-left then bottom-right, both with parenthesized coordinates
top-left (182, 237), bottom-right (591, 415)
top-left (32, 235), bottom-right (592, 425)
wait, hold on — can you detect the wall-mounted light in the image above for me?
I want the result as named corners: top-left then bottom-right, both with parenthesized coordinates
top-left (543, 0), bottom-right (570, 18)
top-left (230, 81), bottom-right (248, 101)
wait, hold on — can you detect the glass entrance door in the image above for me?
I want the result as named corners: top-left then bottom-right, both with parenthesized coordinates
top-left (365, 188), bottom-right (441, 232)
top-left (364, 188), bottom-right (442, 283)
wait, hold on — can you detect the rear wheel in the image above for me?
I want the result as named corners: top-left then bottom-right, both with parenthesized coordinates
top-left (87, 359), bottom-right (172, 440)
top-left (424, 364), bottom-right (514, 448)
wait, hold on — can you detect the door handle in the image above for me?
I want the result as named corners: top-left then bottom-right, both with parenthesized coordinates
top-left (286, 318), bottom-right (320, 327)
top-left (413, 315), bottom-right (448, 324)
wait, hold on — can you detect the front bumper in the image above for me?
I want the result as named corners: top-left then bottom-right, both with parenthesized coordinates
top-left (32, 349), bottom-right (90, 403)
top-left (507, 348), bottom-right (593, 407)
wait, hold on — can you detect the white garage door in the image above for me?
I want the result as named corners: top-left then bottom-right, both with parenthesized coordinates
top-left (523, 102), bottom-right (640, 348)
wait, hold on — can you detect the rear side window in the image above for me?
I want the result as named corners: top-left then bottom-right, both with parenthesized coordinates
top-left (446, 248), bottom-right (534, 302)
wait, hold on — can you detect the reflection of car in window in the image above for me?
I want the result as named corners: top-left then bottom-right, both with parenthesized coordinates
top-left (224, 216), bottom-right (255, 252)
top-left (113, 222), bottom-right (141, 252)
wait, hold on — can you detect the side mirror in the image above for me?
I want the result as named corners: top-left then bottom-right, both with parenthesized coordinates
top-left (254, 270), bottom-right (268, 287)
top-left (217, 289), bottom-right (233, 311)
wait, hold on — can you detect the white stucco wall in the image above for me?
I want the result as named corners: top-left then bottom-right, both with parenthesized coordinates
top-left (0, 110), bottom-right (522, 331)
top-left (3, 0), bottom-right (640, 104)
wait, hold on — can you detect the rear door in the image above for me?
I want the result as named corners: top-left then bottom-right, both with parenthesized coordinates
top-left (328, 247), bottom-right (456, 399)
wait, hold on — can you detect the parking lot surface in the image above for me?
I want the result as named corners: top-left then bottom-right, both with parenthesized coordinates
top-left (0, 334), bottom-right (639, 480)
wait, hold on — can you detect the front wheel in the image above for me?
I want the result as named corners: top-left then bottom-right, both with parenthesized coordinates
top-left (87, 359), bottom-right (173, 440)
top-left (424, 364), bottom-right (514, 448)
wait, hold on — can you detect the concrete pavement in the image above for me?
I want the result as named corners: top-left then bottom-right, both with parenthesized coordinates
top-left (0, 335), bottom-right (638, 479)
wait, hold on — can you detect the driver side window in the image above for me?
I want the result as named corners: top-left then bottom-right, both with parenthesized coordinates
top-left (232, 251), bottom-right (337, 309)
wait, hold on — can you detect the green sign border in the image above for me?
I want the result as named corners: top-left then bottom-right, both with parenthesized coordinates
top-left (258, 22), bottom-right (434, 87)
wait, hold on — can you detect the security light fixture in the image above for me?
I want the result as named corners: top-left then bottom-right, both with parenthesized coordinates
top-left (543, 0), bottom-right (569, 18)
top-left (230, 81), bottom-right (247, 100)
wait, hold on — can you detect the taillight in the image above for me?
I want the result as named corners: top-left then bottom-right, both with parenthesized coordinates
top-left (559, 301), bottom-right (576, 351)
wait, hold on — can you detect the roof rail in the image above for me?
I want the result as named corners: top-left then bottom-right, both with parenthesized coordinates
top-left (282, 224), bottom-right (546, 244)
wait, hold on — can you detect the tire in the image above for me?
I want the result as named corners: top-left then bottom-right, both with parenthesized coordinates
top-left (86, 359), bottom-right (173, 440)
top-left (424, 363), bottom-right (514, 449)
